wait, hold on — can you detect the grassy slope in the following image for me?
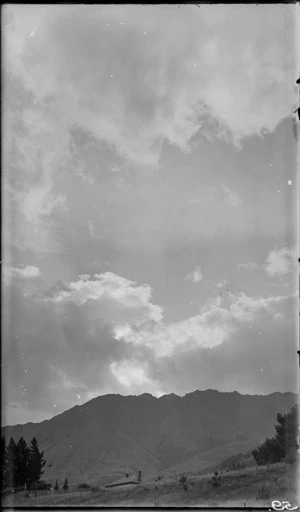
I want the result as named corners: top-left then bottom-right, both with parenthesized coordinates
top-left (3, 462), bottom-right (299, 508)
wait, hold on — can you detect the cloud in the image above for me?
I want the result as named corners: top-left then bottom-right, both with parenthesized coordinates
top-left (237, 261), bottom-right (259, 271)
top-left (88, 220), bottom-right (97, 238)
top-left (185, 266), bottom-right (203, 283)
top-left (188, 184), bottom-right (241, 208)
top-left (3, 4), bottom-right (295, 168)
top-left (151, 293), bottom-right (297, 396)
top-left (110, 360), bottom-right (164, 397)
top-left (3, 264), bottom-right (41, 285)
top-left (215, 278), bottom-right (229, 289)
top-left (3, 77), bottom-right (70, 253)
top-left (222, 185), bottom-right (241, 207)
top-left (2, 265), bottom-right (297, 424)
top-left (112, 290), bottom-right (291, 357)
top-left (48, 271), bottom-right (163, 328)
top-left (264, 247), bottom-right (295, 278)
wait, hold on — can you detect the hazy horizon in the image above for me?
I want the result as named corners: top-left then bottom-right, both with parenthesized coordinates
top-left (2, 4), bottom-right (298, 426)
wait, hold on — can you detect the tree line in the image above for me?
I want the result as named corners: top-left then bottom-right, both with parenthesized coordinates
top-left (252, 405), bottom-right (299, 465)
top-left (1, 435), bottom-right (46, 489)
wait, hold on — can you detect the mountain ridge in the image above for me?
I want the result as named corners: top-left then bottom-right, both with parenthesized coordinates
top-left (2, 390), bottom-right (296, 486)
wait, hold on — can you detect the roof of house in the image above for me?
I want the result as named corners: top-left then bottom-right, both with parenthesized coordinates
top-left (105, 476), bottom-right (141, 488)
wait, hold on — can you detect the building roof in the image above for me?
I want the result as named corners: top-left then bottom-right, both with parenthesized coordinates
top-left (105, 476), bottom-right (141, 488)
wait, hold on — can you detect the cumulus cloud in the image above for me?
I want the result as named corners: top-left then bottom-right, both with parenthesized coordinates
top-left (112, 290), bottom-right (291, 357)
top-left (264, 247), bottom-right (295, 278)
top-left (185, 266), bottom-right (203, 283)
top-left (110, 360), bottom-right (164, 396)
top-left (48, 271), bottom-right (163, 328)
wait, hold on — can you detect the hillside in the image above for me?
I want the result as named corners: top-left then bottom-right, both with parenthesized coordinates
top-left (2, 463), bottom-right (299, 508)
top-left (2, 390), bottom-right (296, 486)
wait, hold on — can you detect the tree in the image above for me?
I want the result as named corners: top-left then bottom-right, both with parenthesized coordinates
top-left (27, 437), bottom-right (46, 485)
top-left (15, 437), bottom-right (30, 487)
top-left (63, 478), bottom-right (69, 490)
top-left (253, 405), bottom-right (299, 466)
top-left (5, 437), bottom-right (17, 487)
top-left (1, 436), bottom-right (7, 489)
top-left (54, 479), bottom-right (59, 490)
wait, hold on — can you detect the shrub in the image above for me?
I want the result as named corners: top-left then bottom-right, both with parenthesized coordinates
top-left (54, 479), bottom-right (59, 490)
top-left (211, 471), bottom-right (221, 487)
top-left (183, 483), bottom-right (188, 492)
top-left (179, 473), bottom-right (187, 484)
top-left (230, 461), bottom-right (246, 471)
top-left (63, 478), bottom-right (69, 490)
top-left (78, 482), bottom-right (90, 489)
top-left (255, 485), bottom-right (270, 500)
top-left (91, 485), bottom-right (100, 493)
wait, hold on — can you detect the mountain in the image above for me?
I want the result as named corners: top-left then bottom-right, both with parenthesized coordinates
top-left (2, 390), bottom-right (296, 486)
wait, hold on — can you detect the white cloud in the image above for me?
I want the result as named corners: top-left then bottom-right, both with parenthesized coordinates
top-left (49, 271), bottom-right (163, 329)
top-left (264, 247), bottom-right (295, 278)
top-left (188, 185), bottom-right (241, 209)
top-left (3, 264), bottom-right (41, 284)
top-left (228, 292), bottom-right (287, 322)
top-left (237, 261), bottom-right (259, 272)
top-left (110, 360), bottom-right (150, 388)
top-left (222, 185), bottom-right (241, 207)
top-left (215, 278), bottom-right (229, 289)
top-left (185, 266), bottom-right (203, 283)
top-left (88, 220), bottom-right (96, 238)
top-left (110, 360), bottom-right (165, 396)
top-left (113, 290), bottom-right (290, 357)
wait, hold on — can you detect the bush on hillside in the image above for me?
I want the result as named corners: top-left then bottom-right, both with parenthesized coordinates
top-left (255, 485), bottom-right (270, 500)
top-left (179, 473), bottom-right (187, 484)
top-left (78, 482), bottom-right (90, 489)
top-left (252, 405), bottom-right (298, 466)
top-left (211, 471), bottom-right (221, 487)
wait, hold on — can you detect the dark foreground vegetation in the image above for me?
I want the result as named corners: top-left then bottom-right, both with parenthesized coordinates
top-left (252, 405), bottom-right (299, 465)
top-left (1, 436), bottom-right (46, 489)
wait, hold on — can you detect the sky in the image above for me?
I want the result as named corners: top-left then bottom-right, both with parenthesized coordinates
top-left (2, 4), bottom-right (299, 426)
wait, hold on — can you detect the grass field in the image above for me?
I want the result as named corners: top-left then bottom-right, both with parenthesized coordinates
top-left (2, 462), bottom-right (299, 508)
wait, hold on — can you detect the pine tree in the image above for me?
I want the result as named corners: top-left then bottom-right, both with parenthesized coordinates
top-left (63, 478), bottom-right (69, 490)
top-left (15, 437), bottom-right (30, 487)
top-left (27, 437), bottom-right (46, 485)
top-left (1, 436), bottom-right (7, 489)
top-left (5, 437), bottom-right (17, 488)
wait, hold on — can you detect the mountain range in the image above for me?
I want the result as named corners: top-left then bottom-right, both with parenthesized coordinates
top-left (2, 390), bottom-right (296, 486)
